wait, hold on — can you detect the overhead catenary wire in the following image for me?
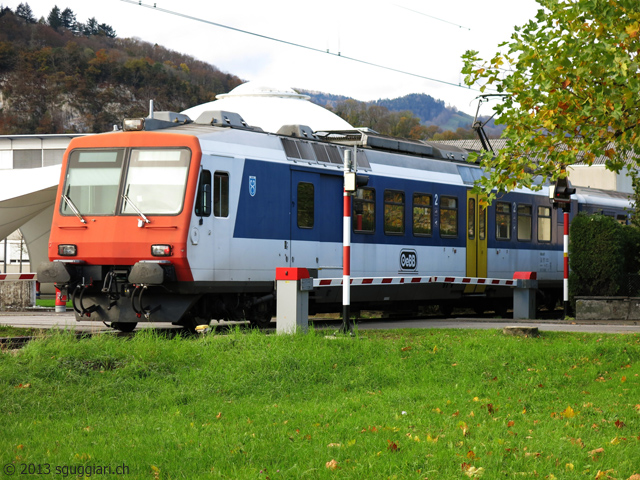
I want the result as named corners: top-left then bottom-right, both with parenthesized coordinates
top-left (120, 0), bottom-right (480, 91)
top-left (394, 4), bottom-right (471, 31)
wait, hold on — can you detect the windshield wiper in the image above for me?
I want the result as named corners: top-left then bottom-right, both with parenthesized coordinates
top-left (122, 194), bottom-right (150, 226)
top-left (61, 195), bottom-right (87, 224)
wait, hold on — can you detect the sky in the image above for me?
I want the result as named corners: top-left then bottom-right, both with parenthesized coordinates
top-left (5, 0), bottom-right (542, 116)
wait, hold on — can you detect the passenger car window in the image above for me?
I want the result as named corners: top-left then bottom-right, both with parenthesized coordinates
top-left (297, 182), bottom-right (314, 228)
top-left (413, 193), bottom-right (432, 236)
top-left (384, 190), bottom-right (405, 235)
top-left (517, 204), bottom-right (532, 241)
top-left (496, 202), bottom-right (511, 240)
top-left (353, 188), bottom-right (375, 233)
top-left (440, 196), bottom-right (458, 238)
top-left (538, 206), bottom-right (551, 242)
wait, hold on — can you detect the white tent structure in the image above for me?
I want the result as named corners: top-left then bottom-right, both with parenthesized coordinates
top-left (182, 82), bottom-right (353, 133)
top-left (0, 165), bottom-right (61, 275)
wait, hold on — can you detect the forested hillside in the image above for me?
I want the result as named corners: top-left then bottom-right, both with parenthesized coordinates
top-left (303, 90), bottom-right (503, 140)
top-left (0, 3), bottom-right (497, 141)
top-left (0, 5), bottom-right (241, 134)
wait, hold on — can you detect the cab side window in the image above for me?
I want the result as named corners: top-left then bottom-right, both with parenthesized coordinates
top-left (214, 171), bottom-right (229, 217)
top-left (195, 170), bottom-right (212, 217)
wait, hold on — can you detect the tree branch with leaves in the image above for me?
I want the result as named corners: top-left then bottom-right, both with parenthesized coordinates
top-left (462, 0), bottom-right (640, 204)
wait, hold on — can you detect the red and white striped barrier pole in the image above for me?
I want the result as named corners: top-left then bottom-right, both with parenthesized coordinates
top-left (341, 149), bottom-right (353, 333)
top-left (563, 211), bottom-right (569, 318)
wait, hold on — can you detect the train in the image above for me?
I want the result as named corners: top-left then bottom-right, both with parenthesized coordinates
top-left (37, 108), bottom-right (631, 331)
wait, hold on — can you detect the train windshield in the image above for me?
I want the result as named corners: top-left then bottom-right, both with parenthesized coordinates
top-left (63, 149), bottom-right (125, 216)
top-left (61, 147), bottom-right (191, 217)
top-left (122, 148), bottom-right (191, 215)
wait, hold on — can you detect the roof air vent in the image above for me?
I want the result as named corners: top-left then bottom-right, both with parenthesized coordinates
top-left (276, 124), bottom-right (317, 139)
top-left (194, 110), bottom-right (250, 129)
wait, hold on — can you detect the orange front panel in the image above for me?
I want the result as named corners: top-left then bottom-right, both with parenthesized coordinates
top-left (48, 131), bottom-right (202, 282)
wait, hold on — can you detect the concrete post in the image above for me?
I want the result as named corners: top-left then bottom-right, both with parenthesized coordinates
top-left (276, 268), bottom-right (312, 334)
top-left (513, 272), bottom-right (538, 320)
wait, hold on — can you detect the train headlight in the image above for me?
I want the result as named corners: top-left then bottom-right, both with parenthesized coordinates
top-left (151, 244), bottom-right (172, 257)
top-left (58, 244), bottom-right (77, 256)
top-left (123, 118), bottom-right (145, 131)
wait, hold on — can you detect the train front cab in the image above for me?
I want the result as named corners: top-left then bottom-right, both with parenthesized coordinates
top-left (38, 131), bottom-right (206, 331)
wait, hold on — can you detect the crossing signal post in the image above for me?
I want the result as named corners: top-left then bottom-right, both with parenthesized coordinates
top-left (550, 177), bottom-right (576, 318)
top-left (342, 149), bottom-right (368, 334)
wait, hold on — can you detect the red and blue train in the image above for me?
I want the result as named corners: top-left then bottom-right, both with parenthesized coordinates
top-left (37, 110), bottom-right (631, 330)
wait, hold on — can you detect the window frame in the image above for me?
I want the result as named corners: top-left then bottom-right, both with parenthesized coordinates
top-left (537, 205), bottom-right (552, 243)
top-left (353, 187), bottom-right (376, 234)
top-left (439, 195), bottom-right (458, 238)
top-left (213, 171), bottom-right (229, 218)
top-left (495, 202), bottom-right (512, 241)
top-left (517, 204), bottom-right (533, 242)
top-left (384, 189), bottom-right (405, 235)
top-left (296, 181), bottom-right (315, 229)
top-left (412, 193), bottom-right (433, 237)
top-left (195, 169), bottom-right (212, 218)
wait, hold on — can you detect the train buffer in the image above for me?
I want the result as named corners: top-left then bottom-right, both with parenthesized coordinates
top-left (275, 270), bottom-right (539, 333)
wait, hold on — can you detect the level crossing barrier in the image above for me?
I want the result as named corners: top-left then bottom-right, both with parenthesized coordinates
top-left (275, 270), bottom-right (538, 333)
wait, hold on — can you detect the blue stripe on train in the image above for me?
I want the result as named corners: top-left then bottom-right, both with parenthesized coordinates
top-left (233, 159), bottom-right (568, 252)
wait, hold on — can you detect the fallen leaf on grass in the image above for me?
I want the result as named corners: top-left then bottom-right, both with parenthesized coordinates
top-left (507, 420), bottom-right (515, 428)
top-left (615, 419), bottom-right (625, 428)
top-left (14, 383), bottom-right (31, 389)
top-left (327, 443), bottom-right (341, 448)
top-left (325, 459), bottom-right (339, 470)
top-left (569, 437), bottom-right (585, 448)
top-left (562, 406), bottom-right (577, 418)
top-left (595, 469), bottom-right (615, 479)
top-left (465, 466), bottom-right (485, 478)
top-left (387, 440), bottom-right (398, 451)
top-left (151, 465), bottom-right (160, 480)
top-left (589, 447), bottom-right (605, 460)
top-left (628, 474), bottom-right (640, 480)
top-left (401, 346), bottom-right (412, 351)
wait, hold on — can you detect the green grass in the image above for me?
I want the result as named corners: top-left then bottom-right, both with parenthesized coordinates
top-left (0, 325), bottom-right (48, 338)
top-left (1, 328), bottom-right (639, 479)
top-left (36, 299), bottom-right (72, 308)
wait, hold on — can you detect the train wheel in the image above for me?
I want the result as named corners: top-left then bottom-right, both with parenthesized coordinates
top-left (439, 303), bottom-right (454, 318)
top-left (247, 302), bottom-right (274, 329)
top-left (112, 322), bottom-right (137, 332)
top-left (180, 316), bottom-right (208, 334)
top-left (493, 302), bottom-right (511, 318)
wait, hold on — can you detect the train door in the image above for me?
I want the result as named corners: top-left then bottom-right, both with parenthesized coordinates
top-left (465, 191), bottom-right (487, 293)
top-left (290, 169), bottom-right (342, 273)
top-left (189, 156), bottom-right (236, 281)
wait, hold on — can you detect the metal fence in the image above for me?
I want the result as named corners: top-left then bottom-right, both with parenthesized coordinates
top-left (628, 274), bottom-right (640, 297)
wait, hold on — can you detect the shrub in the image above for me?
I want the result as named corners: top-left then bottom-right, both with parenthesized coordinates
top-left (569, 213), bottom-right (640, 309)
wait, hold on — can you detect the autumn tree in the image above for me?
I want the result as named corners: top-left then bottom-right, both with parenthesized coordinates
top-left (462, 0), bottom-right (640, 202)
